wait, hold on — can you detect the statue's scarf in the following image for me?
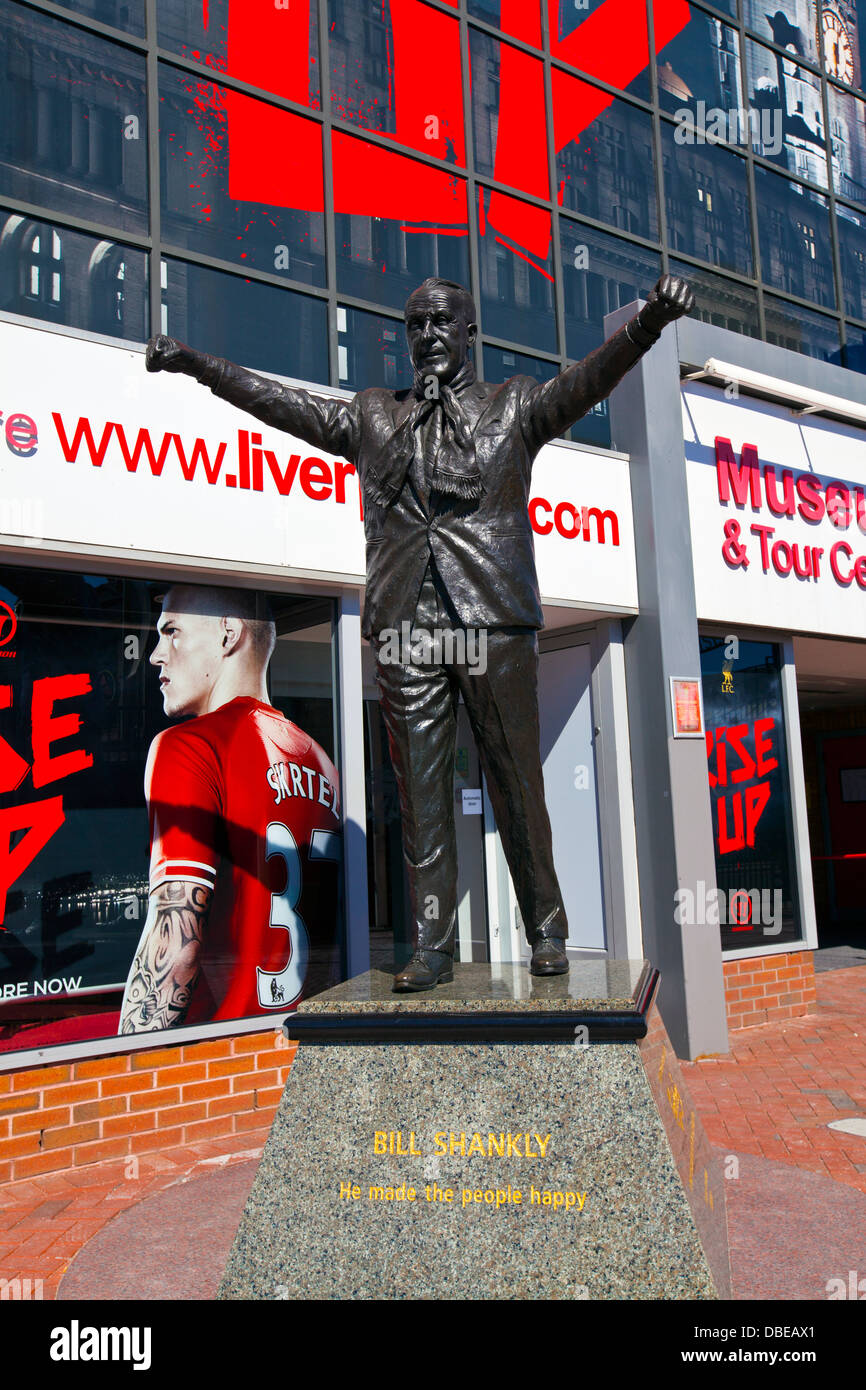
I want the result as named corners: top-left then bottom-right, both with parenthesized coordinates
top-left (364, 359), bottom-right (481, 507)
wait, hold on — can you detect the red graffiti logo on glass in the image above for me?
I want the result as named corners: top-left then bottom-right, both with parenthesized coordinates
top-left (210, 0), bottom-right (689, 268)
top-left (0, 676), bottom-right (93, 929)
top-left (0, 602), bottom-right (17, 656)
top-left (706, 718), bottom-right (778, 855)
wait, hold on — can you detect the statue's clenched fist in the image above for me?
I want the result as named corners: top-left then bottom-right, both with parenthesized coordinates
top-left (639, 274), bottom-right (695, 335)
top-left (145, 335), bottom-right (197, 374)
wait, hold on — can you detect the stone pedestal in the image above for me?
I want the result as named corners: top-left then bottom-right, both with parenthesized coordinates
top-left (218, 961), bottom-right (729, 1300)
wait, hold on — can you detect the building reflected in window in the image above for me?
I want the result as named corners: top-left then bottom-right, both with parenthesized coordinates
top-left (0, 212), bottom-right (147, 340)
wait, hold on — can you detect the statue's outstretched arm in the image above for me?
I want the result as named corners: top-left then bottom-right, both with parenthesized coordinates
top-left (145, 336), bottom-right (361, 462)
top-left (520, 275), bottom-right (695, 453)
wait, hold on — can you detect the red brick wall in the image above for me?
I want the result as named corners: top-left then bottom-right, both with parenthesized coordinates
top-left (723, 949), bottom-right (817, 1031)
top-left (0, 1031), bottom-right (297, 1184)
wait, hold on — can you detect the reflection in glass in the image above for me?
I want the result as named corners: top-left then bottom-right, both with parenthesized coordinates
top-left (837, 203), bottom-right (866, 316)
top-left (548, 0), bottom-right (651, 102)
top-left (62, 0), bottom-right (145, 33)
top-left (561, 219), bottom-right (660, 447)
top-left (484, 344), bottom-right (553, 385)
top-left (468, 0), bottom-right (540, 46)
top-left (158, 0), bottom-right (321, 109)
top-left (742, 0), bottom-right (820, 64)
top-left (0, 211), bottom-right (148, 340)
top-left (820, 3), bottom-right (861, 88)
top-left (755, 167), bottom-right (835, 304)
top-left (669, 256), bottom-right (761, 334)
top-left (656, 9), bottom-right (743, 131)
top-left (335, 208), bottom-right (469, 312)
top-left (828, 83), bottom-right (866, 204)
top-left (0, 0), bottom-right (148, 234)
top-left (479, 190), bottom-right (556, 353)
top-left (338, 303), bottom-right (412, 389)
top-left (661, 123), bottom-right (754, 273)
top-left (162, 259), bottom-right (328, 383)
top-left (764, 291), bottom-right (843, 357)
top-left (844, 323), bottom-right (866, 372)
top-left (328, 0), bottom-right (465, 165)
top-left (159, 67), bottom-right (326, 287)
top-left (556, 80), bottom-right (658, 240)
top-left (745, 38), bottom-right (828, 186)
top-left (471, 29), bottom-right (549, 203)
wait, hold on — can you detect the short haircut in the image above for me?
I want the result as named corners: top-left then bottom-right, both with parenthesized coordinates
top-left (162, 584), bottom-right (276, 666)
top-left (404, 277), bottom-right (477, 326)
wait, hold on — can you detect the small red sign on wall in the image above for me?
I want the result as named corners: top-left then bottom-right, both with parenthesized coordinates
top-left (670, 677), bottom-right (704, 738)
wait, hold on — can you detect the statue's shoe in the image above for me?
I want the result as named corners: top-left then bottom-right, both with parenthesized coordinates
top-left (393, 949), bottom-right (454, 992)
top-left (530, 937), bottom-right (569, 976)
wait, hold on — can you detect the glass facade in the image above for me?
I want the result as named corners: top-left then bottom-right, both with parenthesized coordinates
top-left (0, 0), bottom-right (865, 449)
top-left (700, 636), bottom-right (803, 951)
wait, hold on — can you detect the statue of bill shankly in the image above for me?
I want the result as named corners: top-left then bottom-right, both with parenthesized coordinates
top-left (146, 272), bottom-right (694, 991)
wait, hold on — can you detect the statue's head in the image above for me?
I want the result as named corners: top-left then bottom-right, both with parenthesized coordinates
top-left (404, 278), bottom-right (477, 386)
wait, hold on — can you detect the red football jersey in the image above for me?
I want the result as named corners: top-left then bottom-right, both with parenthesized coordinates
top-left (145, 697), bottom-right (342, 1022)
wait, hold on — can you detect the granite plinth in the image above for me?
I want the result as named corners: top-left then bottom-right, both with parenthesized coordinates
top-left (218, 962), bottom-right (724, 1301)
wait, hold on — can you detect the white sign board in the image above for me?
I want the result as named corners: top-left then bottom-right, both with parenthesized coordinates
top-left (0, 320), bottom-right (637, 612)
top-left (683, 381), bottom-right (866, 639)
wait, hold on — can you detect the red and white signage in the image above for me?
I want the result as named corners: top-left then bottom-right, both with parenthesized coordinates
top-left (683, 381), bottom-right (866, 639)
top-left (0, 320), bottom-right (638, 612)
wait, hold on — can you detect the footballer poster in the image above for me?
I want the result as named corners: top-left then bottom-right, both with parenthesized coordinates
top-left (0, 567), bottom-right (343, 1057)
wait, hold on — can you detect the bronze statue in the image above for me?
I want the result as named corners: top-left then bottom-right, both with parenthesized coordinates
top-left (146, 273), bottom-right (694, 991)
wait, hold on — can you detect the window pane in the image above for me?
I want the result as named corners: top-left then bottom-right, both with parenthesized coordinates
top-left (0, 567), bottom-right (343, 1055)
top-left (0, 0), bottom-right (148, 235)
top-left (159, 66), bottom-right (326, 288)
top-left (561, 220), bottom-right (661, 447)
top-left (656, 7), bottom-right (743, 132)
top-left (471, 30), bottom-right (550, 201)
top-left (838, 202), bottom-right (866, 316)
top-left (158, 0), bottom-right (321, 110)
top-left (763, 292), bottom-right (843, 359)
top-left (820, 4), bottom-right (861, 87)
top-left (328, 0), bottom-right (465, 165)
top-left (0, 209), bottom-right (148, 340)
top-left (483, 344), bottom-right (553, 384)
top-left (700, 636), bottom-right (803, 950)
top-left (549, 0), bottom-right (651, 102)
top-left (62, 0), bottom-right (145, 34)
top-left (844, 323), bottom-right (866, 371)
top-left (162, 259), bottom-right (329, 383)
top-left (561, 219), bottom-right (661, 356)
top-left (468, 0), bottom-right (541, 47)
top-left (829, 84), bottom-right (866, 205)
top-left (669, 256), bottom-right (761, 334)
top-left (556, 82), bottom-right (658, 239)
top-left (742, 0), bottom-right (820, 64)
top-left (755, 167), bottom-right (835, 305)
top-left (338, 304), bottom-right (412, 389)
top-left (478, 190), bottom-right (557, 352)
top-left (745, 38), bottom-right (828, 186)
top-left (335, 206), bottom-right (470, 311)
top-left (661, 122), bottom-right (754, 273)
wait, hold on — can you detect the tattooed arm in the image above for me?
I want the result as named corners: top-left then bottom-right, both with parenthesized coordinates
top-left (119, 880), bottom-right (212, 1034)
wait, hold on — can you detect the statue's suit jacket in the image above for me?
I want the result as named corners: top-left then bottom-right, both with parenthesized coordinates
top-left (203, 322), bottom-right (649, 638)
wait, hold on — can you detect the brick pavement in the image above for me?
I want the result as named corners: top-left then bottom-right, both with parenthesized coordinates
top-left (681, 964), bottom-right (866, 1194)
top-left (0, 964), bottom-right (864, 1300)
top-left (0, 1125), bottom-right (271, 1298)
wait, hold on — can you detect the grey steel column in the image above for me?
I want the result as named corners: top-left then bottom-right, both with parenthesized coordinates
top-left (604, 301), bottom-right (729, 1060)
